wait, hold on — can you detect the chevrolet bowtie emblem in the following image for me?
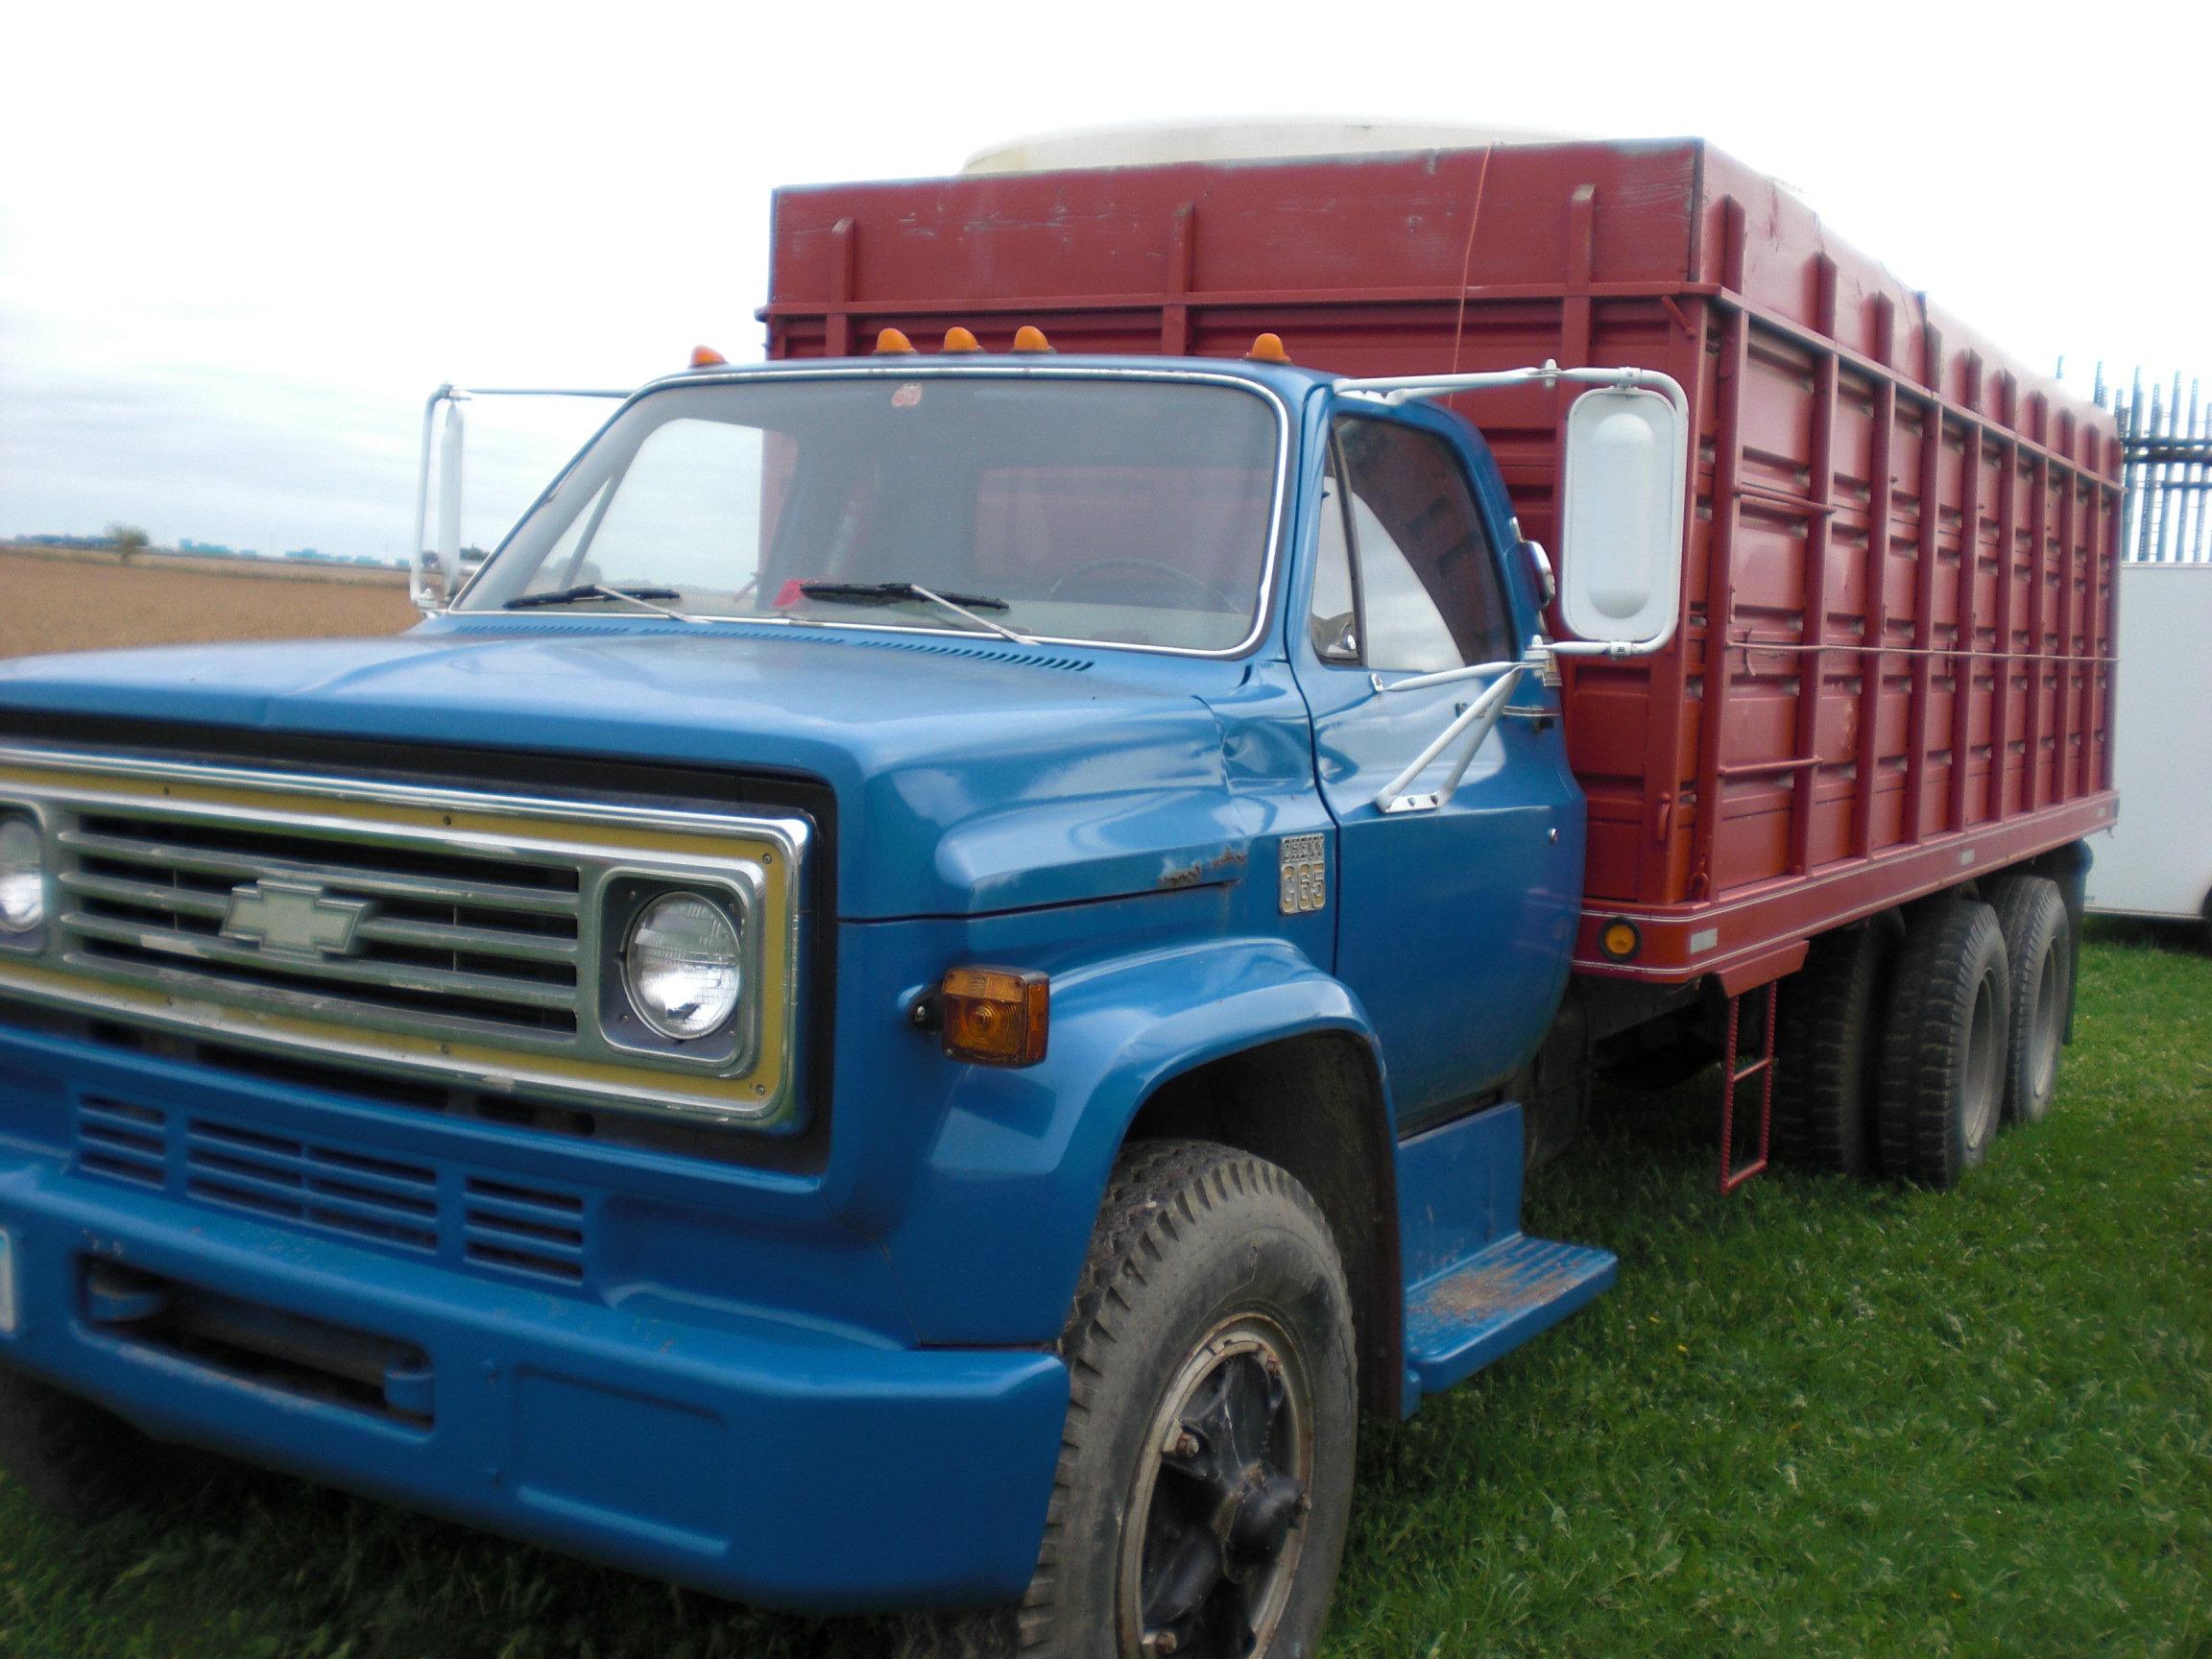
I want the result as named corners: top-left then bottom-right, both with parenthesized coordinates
top-left (220, 879), bottom-right (375, 960)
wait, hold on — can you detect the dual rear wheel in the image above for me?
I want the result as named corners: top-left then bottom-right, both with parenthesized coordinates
top-left (1775, 873), bottom-right (2073, 1189)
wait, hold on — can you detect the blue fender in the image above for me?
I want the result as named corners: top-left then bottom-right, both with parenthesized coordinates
top-left (873, 936), bottom-right (1388, 1346)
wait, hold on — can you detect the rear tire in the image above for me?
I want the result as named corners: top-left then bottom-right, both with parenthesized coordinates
top-left (1985, 875), bottom-right (2071, 1126)
top-left (1876, 902), bottom-right (2010, 1189)
top-left (896, 1141), bottom-right (1358, 1659)
top-left (1773, 913), bottom-right (1902, 1177)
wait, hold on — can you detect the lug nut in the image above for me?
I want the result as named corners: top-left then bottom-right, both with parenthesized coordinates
top-left (1143, 1631), bottom-right (1180, 1656)
top-left (1172, 1431), bottom-right (1200, 1458)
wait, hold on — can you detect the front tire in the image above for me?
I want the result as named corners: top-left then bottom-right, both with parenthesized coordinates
top-left (900, 1141), bottom-right (1358, 1659)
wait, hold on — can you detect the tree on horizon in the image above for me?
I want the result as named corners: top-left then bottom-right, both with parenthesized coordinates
top-left (105, 523), bottom-right (151, 565)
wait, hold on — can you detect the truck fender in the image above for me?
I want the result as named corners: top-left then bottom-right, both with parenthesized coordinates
top-left (874, 936), bottom-right (1390, 1348)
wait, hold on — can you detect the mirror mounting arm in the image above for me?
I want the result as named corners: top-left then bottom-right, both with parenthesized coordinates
top-left (1548, 634), bottom-right (1671, 661)
top-left (1371, 637), bottom-right (1547, 815)
top-left (1334, 358), bottom-right (1691, 425)
top-left (1368, 623), bottom-right (1675, 816)
top-left (409, 383), bottom-right (630, 616)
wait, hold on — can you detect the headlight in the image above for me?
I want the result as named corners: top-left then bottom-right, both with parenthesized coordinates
top-left (0, 817), bottom-right (42, 933)
top-left (622, 893), bottom-right (742, 1040)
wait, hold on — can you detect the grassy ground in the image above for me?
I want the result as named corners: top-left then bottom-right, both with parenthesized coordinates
top-left (0, 926), bottom-right (2203, 1658)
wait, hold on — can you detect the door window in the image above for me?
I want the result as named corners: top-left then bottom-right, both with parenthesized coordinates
top-left (1309, 418), bottom-right (1514, 673)
top-left (1308, 449), bottom-right (1359, 661)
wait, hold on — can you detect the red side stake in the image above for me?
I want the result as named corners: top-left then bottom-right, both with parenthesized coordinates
top-left (1717, 983), bottom-right (1778, 1193)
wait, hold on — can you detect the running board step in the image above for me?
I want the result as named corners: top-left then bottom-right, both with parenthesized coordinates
top-left (1403, 1234), bottom-right (1617, 1407)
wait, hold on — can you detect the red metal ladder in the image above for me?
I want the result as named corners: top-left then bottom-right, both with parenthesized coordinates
top-left (1717, 983), bottom-right (1778, 1193)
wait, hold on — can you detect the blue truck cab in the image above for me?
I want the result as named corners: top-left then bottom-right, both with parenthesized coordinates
top-left (0, 347), bottom-right (1685, 1655)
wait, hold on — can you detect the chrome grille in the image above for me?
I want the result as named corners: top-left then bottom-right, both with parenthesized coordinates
top-left (0, 747), bottom-right (808, 1130)
top-left (56, 810), bottom-right (582, 1042)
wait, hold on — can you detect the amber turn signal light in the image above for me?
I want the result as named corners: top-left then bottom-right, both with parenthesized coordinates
top-left (1599, 918), bottom-right (1642, 961)
top-left (940, 966), bottom-right (1049, 1067)
top-left (689, 345), bottom-right (728, 368)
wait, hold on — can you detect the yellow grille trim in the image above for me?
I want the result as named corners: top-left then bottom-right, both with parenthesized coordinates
top-left (0, 759), bottom-right (802, 1126)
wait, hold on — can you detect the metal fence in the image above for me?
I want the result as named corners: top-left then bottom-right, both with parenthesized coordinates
top-left (2094, 368), bottom-right (2212, 562)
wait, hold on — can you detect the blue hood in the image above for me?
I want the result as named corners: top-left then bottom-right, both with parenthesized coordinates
top-left (0, 618), bottom-right (1268, 920)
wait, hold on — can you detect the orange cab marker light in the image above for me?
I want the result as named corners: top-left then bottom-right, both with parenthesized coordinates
top-left (942, 326), bottom-right (983, 353)
top-left (689, 345), bottom-right (728, 368)
top-left (1010, 325), bottom-right (1054, 354)
top-left (874, 327), bottom-right (918, 355)
top-left (939, 966), bottom-right (1049, 1067)
top-left (1599, 918), bottom-right (1642, 961)
top-left (1245, 331), bottom-right (1292, 364)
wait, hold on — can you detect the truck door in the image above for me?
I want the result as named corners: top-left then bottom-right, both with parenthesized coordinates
top-left (1292, 411), bottom-right (1582, 1128)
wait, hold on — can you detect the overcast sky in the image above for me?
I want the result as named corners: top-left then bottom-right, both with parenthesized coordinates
top-left (6, 0), bottom-right (2207, 565)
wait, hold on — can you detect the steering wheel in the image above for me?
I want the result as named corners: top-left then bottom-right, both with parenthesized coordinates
top-left (1045, 557), bottom-right (1235, 610)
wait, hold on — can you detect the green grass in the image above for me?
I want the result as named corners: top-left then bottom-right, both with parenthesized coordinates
top-left (0, 926), bottom-right (2205, 1658)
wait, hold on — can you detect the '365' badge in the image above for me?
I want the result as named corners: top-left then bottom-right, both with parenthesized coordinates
top-left (1278, 833), bottom-right (1326, 915)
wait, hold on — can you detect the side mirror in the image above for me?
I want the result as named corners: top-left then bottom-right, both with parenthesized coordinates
top-left (1557, 385), bottom-right (1688, 648)
top-left (432, 401), bottom-right (466, 607)
top-left (411, 392), bottom-right (467, 613)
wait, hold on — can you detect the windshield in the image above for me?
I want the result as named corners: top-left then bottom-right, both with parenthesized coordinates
top-left (458, 374), bottom-right (1284, 652)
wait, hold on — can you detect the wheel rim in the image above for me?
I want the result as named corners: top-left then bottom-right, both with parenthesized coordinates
top-left (1962, 969), bottom-right (2001, 1150)
top-left (1119, 1313), bottom-right (1313, 1659)
top-left (2028, 946), bottom-right (2062, 1105)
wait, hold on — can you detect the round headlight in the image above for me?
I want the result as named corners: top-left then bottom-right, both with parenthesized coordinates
top-left (0, 817), bottom-right (43, 933)
top-left (622, 893), bottom-right (742, 1040)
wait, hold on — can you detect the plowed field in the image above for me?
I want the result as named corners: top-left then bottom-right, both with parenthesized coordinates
top-left (1, 548), bottom-right (417, 660)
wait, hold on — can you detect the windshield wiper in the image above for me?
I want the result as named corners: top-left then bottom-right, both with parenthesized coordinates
top-left (795, 581), bottom-right (1035, 644)
top-left (504, 583), bottom-right (698, 621)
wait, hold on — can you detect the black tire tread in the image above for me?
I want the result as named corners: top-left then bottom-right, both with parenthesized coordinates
top-left (1773, 915), bottom-right (1899, 1177)
top-left (894, 1140), bottom-right (1346, 1659)
top-left (1876, 902), bottom-right (2009, 1188)
top-left (1984, 874), bottom-right (2070, 1125)
top-left (1030, 1141), bottom-right (1337, 1652)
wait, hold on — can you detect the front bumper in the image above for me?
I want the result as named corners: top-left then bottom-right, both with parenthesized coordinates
top-left (0, 1044), bottom-right (1066, 1614)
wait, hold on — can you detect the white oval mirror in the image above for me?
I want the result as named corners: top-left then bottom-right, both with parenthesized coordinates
top-left (410, 398), bottom-right (467, 613)
top-left (432, 400), bottom-right (466, 600)
top-left (1558, 385), bottom-right (1688, 646)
